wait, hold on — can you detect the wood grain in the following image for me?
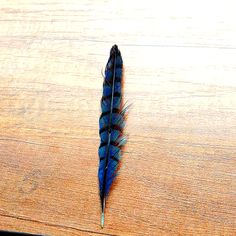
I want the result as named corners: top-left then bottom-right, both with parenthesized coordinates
top-left (0, 0), bottom-right (236, 235)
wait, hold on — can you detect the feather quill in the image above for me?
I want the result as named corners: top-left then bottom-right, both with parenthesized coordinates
top-left (98, 45), bottom-right (126, 227)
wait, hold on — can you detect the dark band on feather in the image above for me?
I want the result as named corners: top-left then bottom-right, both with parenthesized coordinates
top-left (100, 155), bottom-right (119, 163)
top-left (100, 108), bottom-right (120, 118)
top-left (99, 124), bottom-right (122, 135)
top-left (100, 141), bottom-right (119, 148)
top-left (101, 92), bottom-right (121, 101)
top-left (105, 76), bottom-right (122, 83)
top-left (110, 155), bottom-right (119, 162)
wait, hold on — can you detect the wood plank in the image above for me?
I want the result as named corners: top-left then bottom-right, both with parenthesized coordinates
top-left (0, 0), bottom-right (235, 235)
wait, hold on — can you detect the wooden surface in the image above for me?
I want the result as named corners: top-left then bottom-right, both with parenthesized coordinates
top-left (0, 0), bottom-right (236, 235)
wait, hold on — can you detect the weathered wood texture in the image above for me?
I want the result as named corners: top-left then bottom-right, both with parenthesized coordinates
top-left (0, 0), bottom-right (236, 235)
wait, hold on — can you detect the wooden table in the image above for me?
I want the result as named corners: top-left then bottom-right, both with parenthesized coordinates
top-left (0, 1), bottom-right (235, 235)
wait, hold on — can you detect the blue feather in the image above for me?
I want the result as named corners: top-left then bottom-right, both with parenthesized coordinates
top-left (98, 45), bottom-right (126, 227)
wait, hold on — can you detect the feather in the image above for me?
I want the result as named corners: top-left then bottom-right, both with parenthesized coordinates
top-left (98, 45), bottom-right (126, 227)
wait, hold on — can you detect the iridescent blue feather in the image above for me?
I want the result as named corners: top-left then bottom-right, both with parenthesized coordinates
top-left (98, 45), bottom-right (125, 227)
